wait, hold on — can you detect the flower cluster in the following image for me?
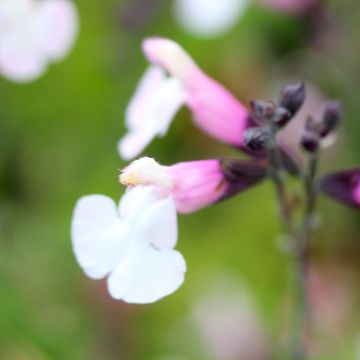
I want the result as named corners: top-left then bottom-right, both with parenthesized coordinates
top-left (71, 37), bottom-right (358, 304)
top-left (0, 0), bottom-right (78, 82)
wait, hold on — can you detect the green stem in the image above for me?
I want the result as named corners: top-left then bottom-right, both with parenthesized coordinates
top-left (267, 124), bottom-right (320, 360)
top-left (268, 125), bottom-right (295, 238)
top-left (291, 153), bottom-right (319, 360)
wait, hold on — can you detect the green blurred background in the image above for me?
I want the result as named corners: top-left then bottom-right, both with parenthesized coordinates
top-left (1, 0), bottom-right (360, 359)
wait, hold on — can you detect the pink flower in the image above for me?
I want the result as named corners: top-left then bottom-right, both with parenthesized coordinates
top-left (320, 167), bottom-right (360, 209)
top-left (118, 38), bottom-right (251, 160)
top-left (0, 0), bottom-right (78, 83)
top-left (120, 157), bottom-right (267, 213)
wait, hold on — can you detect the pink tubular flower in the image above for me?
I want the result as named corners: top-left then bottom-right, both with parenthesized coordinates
top-left (320, 167), bottom-right (360, 209)
top-left (118, 37), bottom-right (251, 160)
top-left (119, 157), bottom-right (267, 213)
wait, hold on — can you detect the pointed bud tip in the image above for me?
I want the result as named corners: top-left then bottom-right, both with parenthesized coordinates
top-left (279, 82), bottom-right (305, 116)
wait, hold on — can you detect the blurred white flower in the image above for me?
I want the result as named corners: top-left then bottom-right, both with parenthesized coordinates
top-left (173, 0), bottom-right (315, 38)
top-left (0, 0), bottom-right (78, 82)
top-left (71, 186), bottom-right (186, 304)
top-left (173, 0), bottom-right (248, 38)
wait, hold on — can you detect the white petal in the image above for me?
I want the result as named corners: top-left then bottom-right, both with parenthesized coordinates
top-left (118, 65), bottom-right (186, 160)
top-left (135, 196), bottom-right (178, 250)
top-left (118, 186), bottom-right (165, 222)
top-left (174, 0), bottom-right (248, 37)
top-left (71, 195), bottom-right (127, 280)
top-left (125, 66), bottom-right (167, 130)
top-left (108, 189), bottom-right (183, 303)
top-left (0, 0), bottom-right (31, 24)
top-left (35, 0), bottom-right (78, 61)
top-left (107, 242), bottom-right (186, 304)
top-left (118, 131), bottom-right (155, 162)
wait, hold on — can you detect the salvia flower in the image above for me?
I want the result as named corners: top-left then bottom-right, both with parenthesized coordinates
top-left (71, 186), bottom-right (186, 303)
top-left (118, 37), bottom-right (251, 160)
top-left (320, 168), bottom-right (360, 209)
top-left (0, 0), bottom-right (78, 82)
top-left (120, 157), bottom-right (267, 214)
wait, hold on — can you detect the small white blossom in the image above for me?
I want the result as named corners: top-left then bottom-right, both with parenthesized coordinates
top-left (71, 186), bottom-right (186, 304)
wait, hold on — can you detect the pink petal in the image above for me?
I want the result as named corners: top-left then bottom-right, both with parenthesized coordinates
top-left (169, 160), bottom-right (225, 213)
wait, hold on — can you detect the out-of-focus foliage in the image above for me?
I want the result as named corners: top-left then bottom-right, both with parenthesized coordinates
top-left (0, 0), bottom-right (359, 359)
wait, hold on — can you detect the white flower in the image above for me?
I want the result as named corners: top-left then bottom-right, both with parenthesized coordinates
top-left (71, 186), bottom-right (186, 304)
top-left (173, 0), bottom-right (249, 38)
top-left (173, 0), bottom-right (314, 38)
top-left (0, 0), bottom-right (78, 82)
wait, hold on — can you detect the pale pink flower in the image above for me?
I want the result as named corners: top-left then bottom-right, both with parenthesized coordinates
top-left (118, 38), bottom-right (250, 160)
top-left (0, 0), bottom-right (78, 82)
top-left (120, 157), bottom-right (267, 213)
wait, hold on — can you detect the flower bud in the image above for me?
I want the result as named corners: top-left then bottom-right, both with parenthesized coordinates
top-left (250, 100), bottom-right (275, 123)
top-left (300, 131), bottom-right (320, 153)
top-left (319, 100), bottom-right (342, 138)
top-left (272, 106), bottom-right (292, 128)
top-left (243, 127), bottom-right (270, 153)
top-left (279, 82), bottom-right (305, 116)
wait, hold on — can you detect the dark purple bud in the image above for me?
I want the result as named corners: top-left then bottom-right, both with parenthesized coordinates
top-left (320, 168), bottom-right (360, 209)
top-left (250, 100), bottom-right (275, 123)
top-left (272, 106), bottom-right (292, 128)
top-left (319, 100), bottom-right (342, 138)
top-left (300, 131), bottom-right (320, 153)
top-left (279, 82), bottom-right (305, 116)
top-left (243, 127), bottom-right (270, 153)
top-left (220, 158), bottom-right (268, 201)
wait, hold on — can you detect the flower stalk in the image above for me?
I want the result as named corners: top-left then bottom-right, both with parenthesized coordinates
top-left (292, 151), bottom-right (319, 360)
top-left (267, 123), bottom-right (296, 239)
